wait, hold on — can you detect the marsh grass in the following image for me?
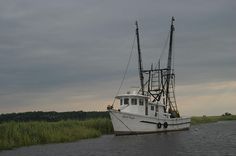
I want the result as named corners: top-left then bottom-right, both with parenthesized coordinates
top-left (1, 115), bottom-right (236, 150)
top-left (0, 118), bottom-right (113, 150)
top-left (191, 115), bottom-right (236, 125)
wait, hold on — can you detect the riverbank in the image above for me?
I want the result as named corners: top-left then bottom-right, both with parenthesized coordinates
top-left (1, 115), bottom-right (236, 151)
top-left (0, 118), bottom-right (113, 150)
top-left (1, 120), bottom-right (235, 156)
top-left (191, 114), bottom-right (236, 125)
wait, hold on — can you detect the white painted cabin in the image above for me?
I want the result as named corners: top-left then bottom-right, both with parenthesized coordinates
top-left (116, 91), bottom-right (171, 119)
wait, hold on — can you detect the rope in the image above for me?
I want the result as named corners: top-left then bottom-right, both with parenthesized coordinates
top-left (111, 34), bottom-right (136, 107)
top-left (110, 111), bottom-right (135, 134)
top-left (172, 32), bottom-right (175, 73)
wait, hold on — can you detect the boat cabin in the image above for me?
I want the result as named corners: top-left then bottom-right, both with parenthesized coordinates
top-left (116, 91), bottom-right (170, 118)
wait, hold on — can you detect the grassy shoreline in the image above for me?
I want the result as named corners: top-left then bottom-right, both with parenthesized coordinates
top-left (191, 115), bottom-right (236, 125)
top-left (0, 118), bottom-right (113, 150)
top-left (1, 115), bottom-right (236, 150)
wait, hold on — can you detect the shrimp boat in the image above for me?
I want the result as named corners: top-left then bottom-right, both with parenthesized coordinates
top-left (107, 17), bottom-right (191, 135)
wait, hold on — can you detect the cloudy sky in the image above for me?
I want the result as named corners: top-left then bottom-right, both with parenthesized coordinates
top-left (0, 0), bottom-right (235, 116)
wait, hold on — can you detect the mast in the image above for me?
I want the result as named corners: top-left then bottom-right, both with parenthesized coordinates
top-left (166, 17), bottom-right (175, 108)
top-left (135, 21), bottom-right (145, 95)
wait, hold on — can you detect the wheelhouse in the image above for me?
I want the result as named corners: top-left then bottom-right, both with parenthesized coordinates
top-left (116, 92), bottom-right (170, 118)
top-left (116, 92), bottom-right (149, 116)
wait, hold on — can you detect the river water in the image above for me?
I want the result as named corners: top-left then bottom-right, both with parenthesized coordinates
top-left (0, 121), bottom-right (236, 156)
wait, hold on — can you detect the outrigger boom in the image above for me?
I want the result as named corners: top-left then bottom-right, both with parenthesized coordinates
top-left (136, 17), bottom-right (179, 117)
top-left (108, 17), bottom-right (191, 135)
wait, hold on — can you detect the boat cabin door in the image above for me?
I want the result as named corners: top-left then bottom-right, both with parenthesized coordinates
top-left (145, 104), bottom-right (148, 115)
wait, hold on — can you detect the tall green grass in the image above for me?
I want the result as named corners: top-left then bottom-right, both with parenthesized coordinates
top-left (191, 115), bottom-right (236, 125)
top-left (0, 118), bottom-right (113, 150)
top-left (1, 115), bottom-right (235, 150)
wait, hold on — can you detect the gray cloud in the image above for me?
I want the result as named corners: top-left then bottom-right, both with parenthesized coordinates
top-left (0, 0), bottom-right (235, 114)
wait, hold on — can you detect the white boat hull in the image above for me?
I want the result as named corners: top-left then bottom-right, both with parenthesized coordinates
top-left (109, 110), bottom-right (191, 135)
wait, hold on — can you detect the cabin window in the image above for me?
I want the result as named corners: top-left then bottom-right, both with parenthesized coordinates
top-left (151, 105), bottom-right (154, 111)
top-left (131, 98), bottom-right (137, 105)
top-left (139, 99), bottom-right (144, 106)
top-left (124, 98), bottom-right (129, 105)
top-left (120, 99), bottom-right (123, 105)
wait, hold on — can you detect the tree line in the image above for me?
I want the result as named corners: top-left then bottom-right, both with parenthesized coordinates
top-left (0, 111), bottom-right (110, 123)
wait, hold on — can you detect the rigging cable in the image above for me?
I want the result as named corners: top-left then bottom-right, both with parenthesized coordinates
top-left (172, 31), bottom-right (177, 109)
top-left (172, 29), bottom-right (175, 72)
top-left (110, 111), bottom-right (135, 133)
top-left (111, 34), bottom-right (136, 107)
top-left (155, 32), bottom-right (170, 69)
top-left (172, 31), bottom-right (176, 88)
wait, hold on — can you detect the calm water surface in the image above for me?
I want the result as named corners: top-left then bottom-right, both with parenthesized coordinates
top-left (0, 121), bottom-right (236, 156)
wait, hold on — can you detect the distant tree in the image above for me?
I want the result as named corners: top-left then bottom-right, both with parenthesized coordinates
top-left (0, 111), bottom-right (110, 123)
top-left (222, 112), bottom-right (232, 116)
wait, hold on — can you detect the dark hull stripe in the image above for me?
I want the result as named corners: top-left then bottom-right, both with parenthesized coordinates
top-left (114, 127), bottom-right (190, 136)
top-left (140, 120), bottom-right (191, 126)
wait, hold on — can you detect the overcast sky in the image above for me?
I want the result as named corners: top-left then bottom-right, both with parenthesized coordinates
top-left (0, 0), bottom-right (235, 116)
